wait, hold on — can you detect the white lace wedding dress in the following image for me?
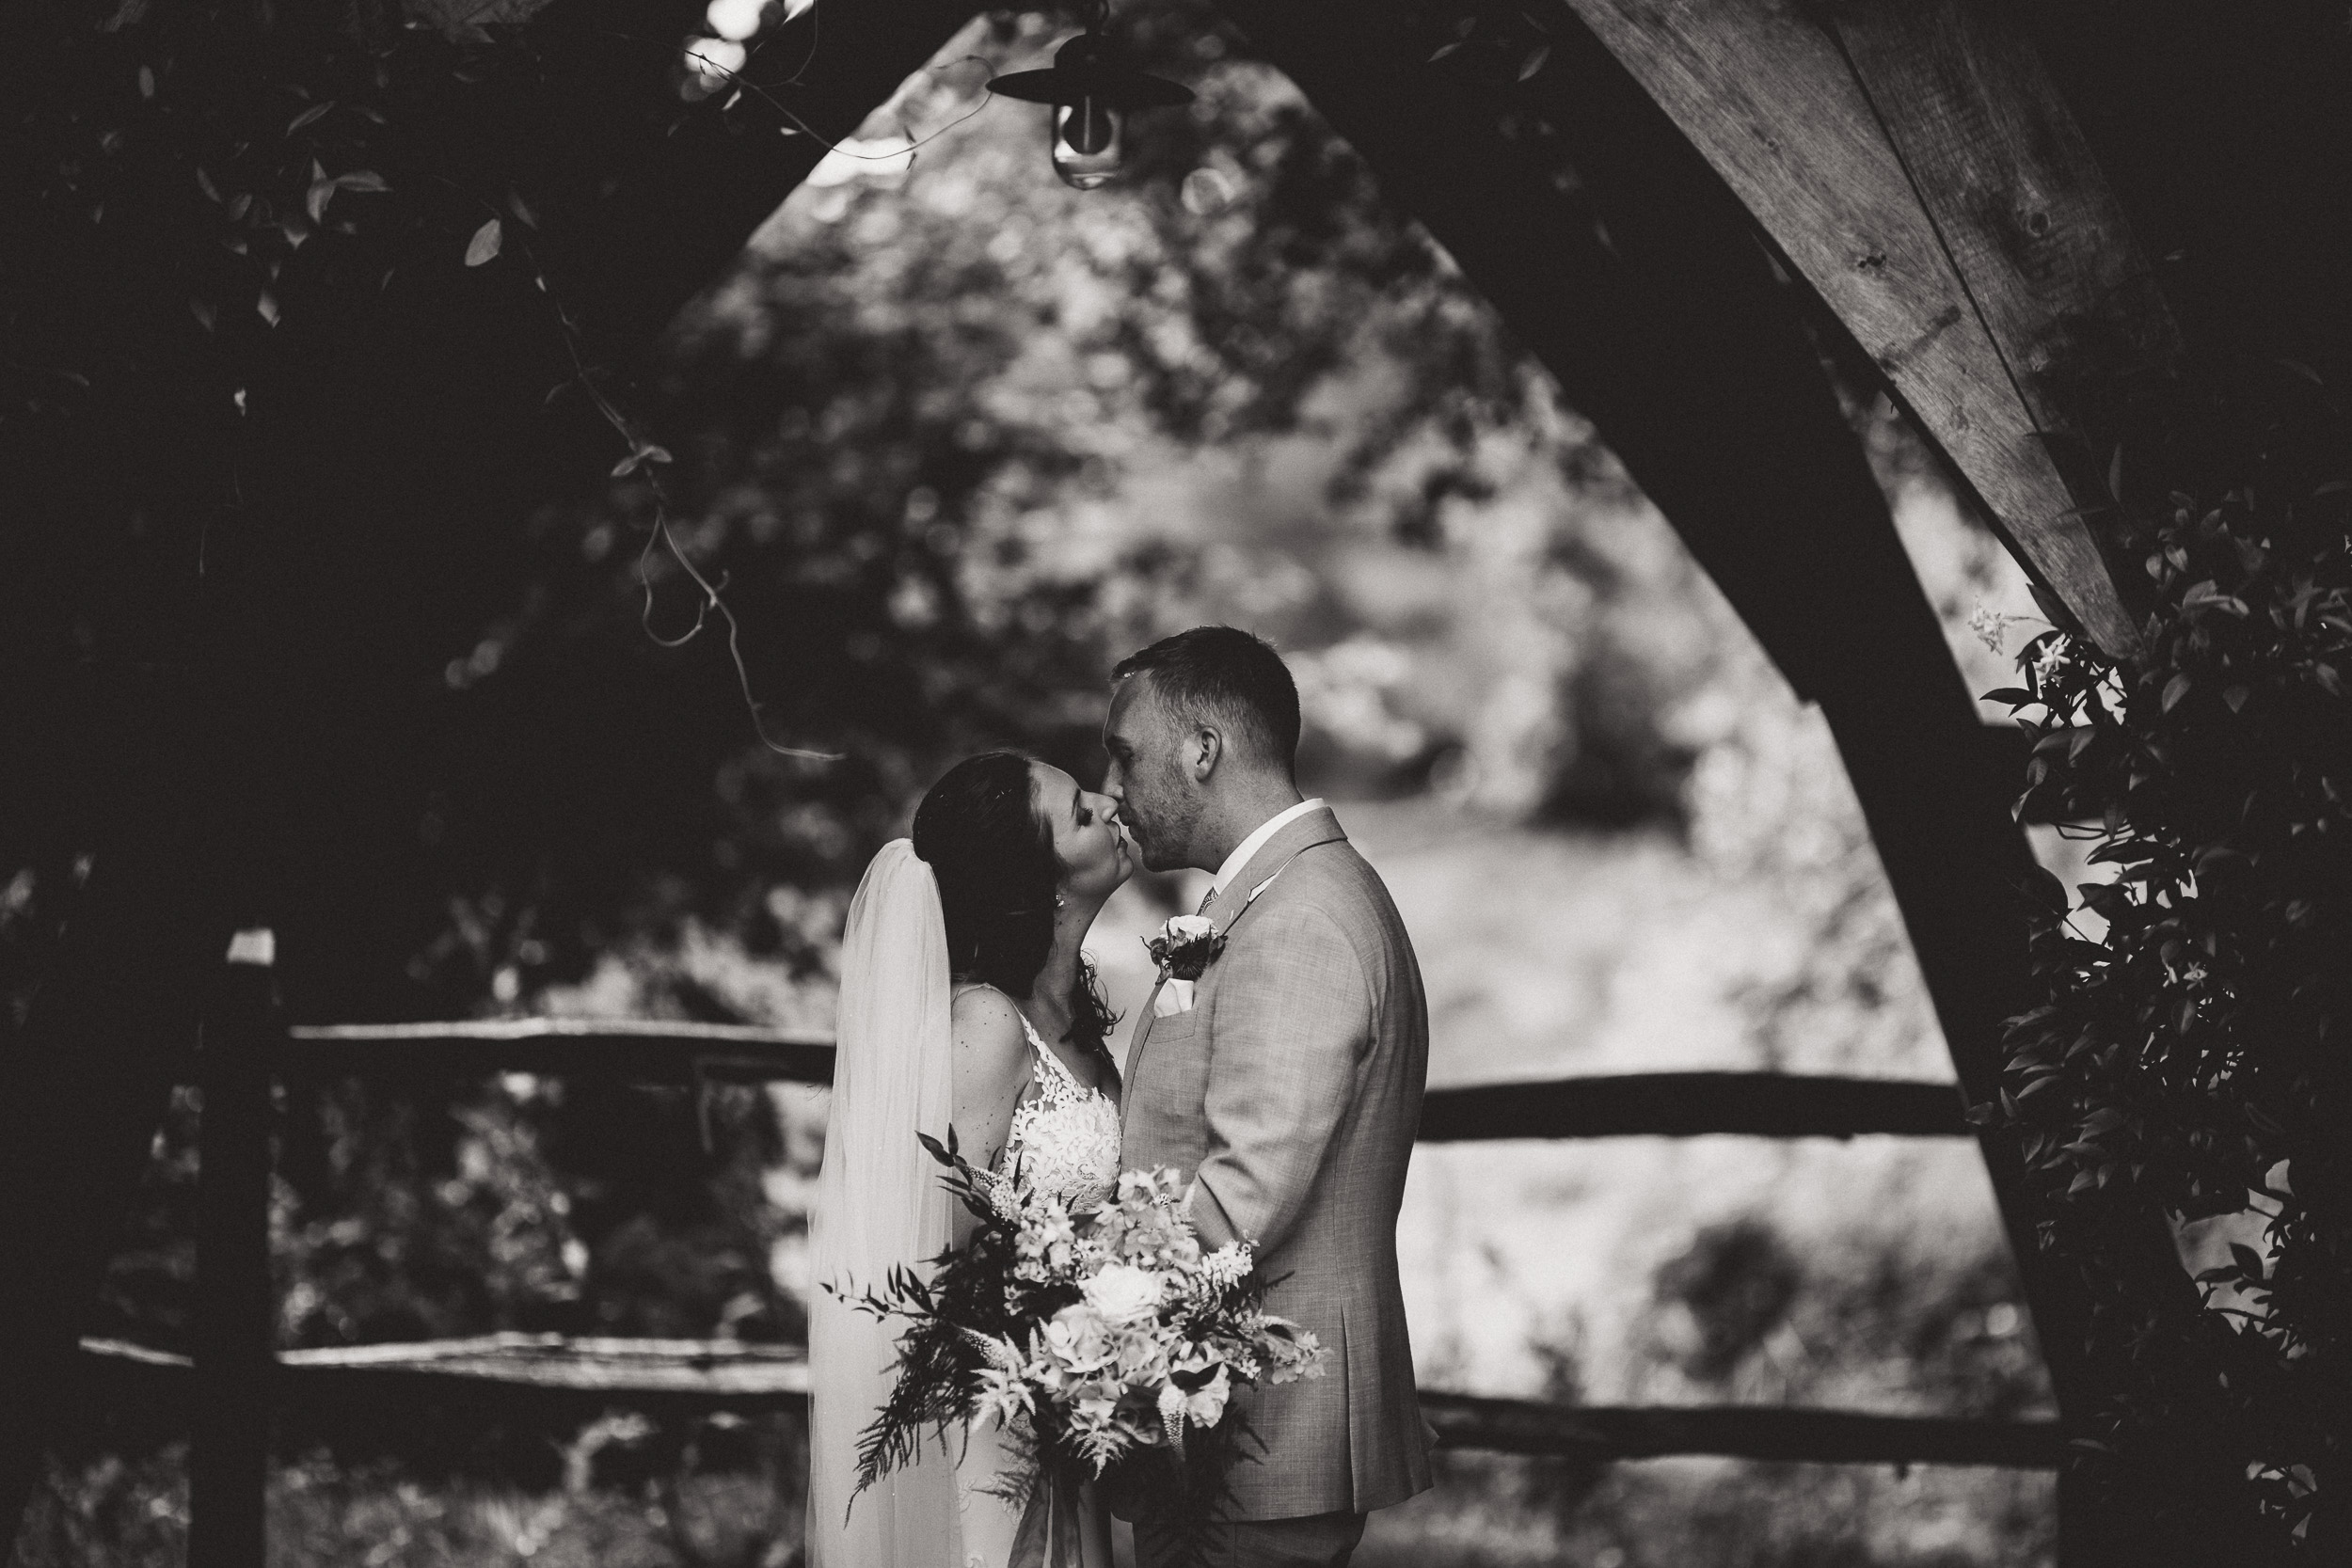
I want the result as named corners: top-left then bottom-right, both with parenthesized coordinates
top-left (954, 987), bottom-right (1120, 1568)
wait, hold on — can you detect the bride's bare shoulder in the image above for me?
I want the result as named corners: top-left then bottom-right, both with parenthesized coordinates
top-left (950, 984), bottom-right (1029, 1061)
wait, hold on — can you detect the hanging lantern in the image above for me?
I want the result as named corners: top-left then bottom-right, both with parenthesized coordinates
top-left (986, 14), bottom-right (1193, 190)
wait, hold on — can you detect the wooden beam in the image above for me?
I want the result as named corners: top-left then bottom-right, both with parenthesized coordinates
top-left (1418, 1073), bottom-right (1968, 1141)
top-left (1558, 0), bottom-right (2149, 657)
top-left (1822, 0), bottom-right (2180, 445)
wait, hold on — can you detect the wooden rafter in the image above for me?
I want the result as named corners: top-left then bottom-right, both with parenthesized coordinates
top-left (1561, 0), bottom-right (2169, 658)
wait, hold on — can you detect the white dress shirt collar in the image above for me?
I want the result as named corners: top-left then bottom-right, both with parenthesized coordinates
top-left (1209, 798), bottom-right (1327, 898)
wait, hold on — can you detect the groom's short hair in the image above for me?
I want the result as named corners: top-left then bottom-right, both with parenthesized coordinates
top-left (1113, 626), bottom-right (1301, 768)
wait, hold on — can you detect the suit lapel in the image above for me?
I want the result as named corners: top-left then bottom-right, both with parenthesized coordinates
top-left (1209, 806), bottom-right (1347, 944)
top-left (1123, 807), bottom-right (1349, 1132)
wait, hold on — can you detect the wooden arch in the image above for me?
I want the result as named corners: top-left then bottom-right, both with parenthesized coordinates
top-left (18, 1), bottom-right (2340, 1560)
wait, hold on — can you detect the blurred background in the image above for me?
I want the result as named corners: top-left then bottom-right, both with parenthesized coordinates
top-left (10, 6), bottom-right (2074, 1564)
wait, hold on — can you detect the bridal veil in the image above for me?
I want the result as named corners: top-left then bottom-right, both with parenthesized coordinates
top-left (806, 838), bottom-right (963, 1567)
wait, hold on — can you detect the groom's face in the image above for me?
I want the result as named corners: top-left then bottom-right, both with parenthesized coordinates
top-left (1101, 676), bottom-right (1202, 874)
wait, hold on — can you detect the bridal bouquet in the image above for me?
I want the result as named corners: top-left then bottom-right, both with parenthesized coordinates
top-left (839, 1133), bottom-right (1327, 1525)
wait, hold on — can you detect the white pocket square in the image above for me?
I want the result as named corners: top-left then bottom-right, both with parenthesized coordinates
top-left (1152, 978), bottom-right (1196, 1018)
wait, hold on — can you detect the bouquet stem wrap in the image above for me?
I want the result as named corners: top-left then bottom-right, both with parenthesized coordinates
top-left (1009, 1465), bottom-right (1085, 1568)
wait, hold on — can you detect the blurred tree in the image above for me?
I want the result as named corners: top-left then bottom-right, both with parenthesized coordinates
top-left (422, 3), bottom-right (1716, 1026)
top-left (1, 0), bottom-right (986, 1528)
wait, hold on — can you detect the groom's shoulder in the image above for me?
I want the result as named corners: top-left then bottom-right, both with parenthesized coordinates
top-left (1270, 835), bottom-right (1399, 931)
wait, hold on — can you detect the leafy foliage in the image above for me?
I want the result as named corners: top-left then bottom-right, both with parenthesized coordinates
top-left (1984, 365), bottom-right (2352, 1557)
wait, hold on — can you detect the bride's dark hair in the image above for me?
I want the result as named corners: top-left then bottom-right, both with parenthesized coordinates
top-left (911, 752), bottom-right (1120, 1088)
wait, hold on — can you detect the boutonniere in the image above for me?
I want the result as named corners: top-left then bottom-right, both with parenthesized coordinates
top-left (1143, 912), bottom-right (1225, 982)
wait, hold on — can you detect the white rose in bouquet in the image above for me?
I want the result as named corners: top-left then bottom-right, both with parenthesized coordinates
top-left (1081, 1261), bottom-right (1166, 1324)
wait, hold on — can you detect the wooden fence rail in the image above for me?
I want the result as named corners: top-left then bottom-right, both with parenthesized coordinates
top-left (284, 1019), bottom-right (834, 1086)
top-left (279, 1022), bottom-right (1975, 1140)
top-left (1416, 1072), bottom-right (1968, 1140)
top-left (1419, 1391), bottom-right (2064, 1469)
top-left (80, 1335), bottom-right (813, 1417)
top-left (79, 1338), bottom-right (2060, 1469)
top-left (148, 998), bottom-right (2044, 1567)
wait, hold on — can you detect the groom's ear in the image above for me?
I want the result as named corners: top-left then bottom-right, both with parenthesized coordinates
top-left (1189, 722), bottom-right (1224, 783)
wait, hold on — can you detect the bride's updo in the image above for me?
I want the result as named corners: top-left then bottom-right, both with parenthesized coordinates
top-left (912, 752), bottom-right (1120, 1081)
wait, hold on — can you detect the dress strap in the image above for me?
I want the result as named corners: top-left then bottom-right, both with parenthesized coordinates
top-left (1028, 1028), bottom-right (1081, 1091)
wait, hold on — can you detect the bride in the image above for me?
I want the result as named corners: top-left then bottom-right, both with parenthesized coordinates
top-left (807, 752), bottom-right (1131, 1568)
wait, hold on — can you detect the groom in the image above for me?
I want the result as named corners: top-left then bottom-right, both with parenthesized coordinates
top-left (1102, 626), bottom-right (1433, 1568)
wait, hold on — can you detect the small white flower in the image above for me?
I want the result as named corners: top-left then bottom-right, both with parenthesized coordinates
top-left (975, 1366), bottom-right (1035, 1427)
top-left (1182, 1365), bottom-right (1232, 1427)
top-left (962, 1328), bottom-right (1026, 1373)
top-left (1967, 603), bottom-right (2014, 655)
top-left (1156, 1379), bottom-right (1188, 1448)
top-left (1165, 913), bottom-right (1215, 942)
top-left (1199, 1243), bottom-right (1253, 1291)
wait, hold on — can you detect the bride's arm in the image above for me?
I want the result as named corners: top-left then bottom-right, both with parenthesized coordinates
top-left (948, 987), bottom-right (1032, 1245)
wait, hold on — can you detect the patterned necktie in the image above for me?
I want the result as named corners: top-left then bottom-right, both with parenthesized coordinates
top-left (1197, 884), bottom-right (1218, 918)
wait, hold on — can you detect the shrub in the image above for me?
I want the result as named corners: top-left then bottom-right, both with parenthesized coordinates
top-left (1985, 364), bottom-right (2351, 1559)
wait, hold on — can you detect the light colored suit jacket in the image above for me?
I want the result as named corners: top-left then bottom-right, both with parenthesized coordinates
top-left (1120, 805), bottom-right (1434, 1520)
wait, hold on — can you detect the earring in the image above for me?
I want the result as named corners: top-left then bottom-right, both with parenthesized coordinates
top-left (1055, 894), bottom-right (1067, 910)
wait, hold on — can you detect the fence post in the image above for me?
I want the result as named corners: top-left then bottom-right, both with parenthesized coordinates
top-left (189, 927), bottom-right (277, 1568)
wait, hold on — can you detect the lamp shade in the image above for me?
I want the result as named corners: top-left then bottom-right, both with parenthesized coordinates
top-left (985, 32), bottom-right (1193, 112)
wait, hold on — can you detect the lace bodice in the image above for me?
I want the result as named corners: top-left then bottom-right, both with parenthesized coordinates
top-left (956, 990), bottom-right (1120, 1568)
top-left (999, 1004), bottom-right (1121, 1212)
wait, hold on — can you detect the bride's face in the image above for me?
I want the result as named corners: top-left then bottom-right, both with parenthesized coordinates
top-left (1030, 762), bottom-right (1131, 906)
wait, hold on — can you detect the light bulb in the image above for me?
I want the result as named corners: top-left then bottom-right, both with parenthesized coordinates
top-left (1051, 97), bottom-right (1125, 190)
top-left (704, 0), bottom-right (765, 40)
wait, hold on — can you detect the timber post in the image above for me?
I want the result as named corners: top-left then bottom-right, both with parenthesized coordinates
top-left (188, 927), bottom-right (278, 1568)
